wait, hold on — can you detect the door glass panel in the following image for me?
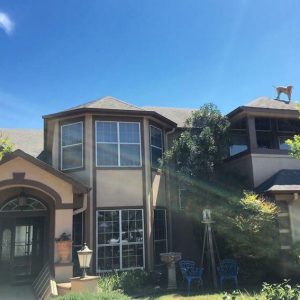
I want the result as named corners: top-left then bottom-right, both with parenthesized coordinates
top-left (1, 229), bottom-right (11, 262)
top-left (14, 225), bottom-right (33, 257)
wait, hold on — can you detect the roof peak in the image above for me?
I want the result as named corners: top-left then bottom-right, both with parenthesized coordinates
top-left (65, 96), bottom-right (144, 112)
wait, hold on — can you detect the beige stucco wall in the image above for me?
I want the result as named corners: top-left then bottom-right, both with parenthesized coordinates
top-left (288, 199), bottom-right (300, 242)
top-left (0, 157), bottom-right (73, 204)
top-left (152, 171), bottom-right (166, 207)
top-left (252, 154), bottom-right (300, 187)
top-left (96, 169), bottom-right (143, 207)
top-left (54, 209), bottom-right (73, 263)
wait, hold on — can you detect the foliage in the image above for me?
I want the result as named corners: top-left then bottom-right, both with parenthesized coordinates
top-left (0, 134), bottom-right (14, 160)
top-left (98, 270), bottom-right (152, 295)
top-left (222, 291), bottom-right (240, 300)
top-left (55, 290), bottom-right (129, 300)
top-left (163, 103), bottom-right (230, 177)
top-left (98, 271), bottom-right (121, 292)
top-left (286, 135), bottom-right (300, 160)
top-left (55, 232), bottom-right (71, 241)
top-left (261, 280), bottom-right (300, 300)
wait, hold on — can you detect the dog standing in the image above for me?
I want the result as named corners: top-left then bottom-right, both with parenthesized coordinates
top-left (273, 85), bottom-right (293, 102)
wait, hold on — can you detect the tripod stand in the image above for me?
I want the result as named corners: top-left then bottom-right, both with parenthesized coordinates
top-left (200, 209), bottom-right (220, 289)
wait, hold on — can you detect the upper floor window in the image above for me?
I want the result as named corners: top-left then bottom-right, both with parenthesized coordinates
top-left (255, 118), bottom-right (271, 131)
top-left (96, 121), bottom-right (141, 167)
top-left (61, 122), bottom-right (83, 170)
top-left (150, 126), bottom-right (163, 168)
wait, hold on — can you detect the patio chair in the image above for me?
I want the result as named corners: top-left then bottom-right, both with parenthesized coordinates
top-left (178, 260), bottom-right (204, 295)
top-left (217, 259), bottom-right (238, 289)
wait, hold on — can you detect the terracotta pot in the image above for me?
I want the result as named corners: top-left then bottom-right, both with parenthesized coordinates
top-left (56, 240), bottom-right (72, 263)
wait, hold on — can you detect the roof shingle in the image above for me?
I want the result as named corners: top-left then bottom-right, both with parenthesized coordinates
top-left (0, 128), bottom-right (43, 158)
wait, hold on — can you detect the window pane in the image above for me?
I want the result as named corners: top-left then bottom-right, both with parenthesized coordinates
top-left (62, 123), bottom-right (82, 146)
top-left (120, 144), bottom-right (140, 166)
top-left (154, 210), bottom-right (167, 240)
top-left (97, 209), bottom-right (144, 272)
top-left (119, 123), bottom-right (140, 143)
top-left (97, 144), bottom-right (118, 166)
top-left (151, 146), bottom-right (163, 168)
top-left (122, 244), bottom-right (143, 269)
top-left (277, 119), bottom-right (297, 132)
top-left (229, 134), bottom-right (248, 156)
top-left (62, 144), bottom-right (82, 169)
top-left (255, 118), bottom-right (271, 131)
top-left (96, 122), bottom-right (117, 143)
top-left (279, 136), bottom-right (291, 150)
top-left (257, 132), bottom-right (272, 149)
top-left (151, 126), bottom-right (163, 148)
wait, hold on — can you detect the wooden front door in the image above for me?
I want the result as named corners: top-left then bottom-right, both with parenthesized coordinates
top-left (0, 216), bottom-right (45, 284)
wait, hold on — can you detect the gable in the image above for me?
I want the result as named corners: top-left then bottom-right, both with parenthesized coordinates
top-left (0, 156), bottom-right (74, 204)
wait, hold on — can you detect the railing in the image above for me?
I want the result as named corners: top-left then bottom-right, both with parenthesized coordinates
top-left (32, 263), bottom-right (58, 300)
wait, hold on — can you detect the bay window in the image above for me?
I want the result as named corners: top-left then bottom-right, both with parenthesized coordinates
top-left (61, 122), bottom-right (83, 170)
top-left (150, 126), bottom-right (163, 168)
top-left (96, 121), bottom-right (141, 167)
top-left (96, 209), bottom-right (144, 272)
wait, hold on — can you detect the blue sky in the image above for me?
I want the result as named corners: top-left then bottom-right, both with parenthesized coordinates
top-left (0, 0), bottom-right (299, 128)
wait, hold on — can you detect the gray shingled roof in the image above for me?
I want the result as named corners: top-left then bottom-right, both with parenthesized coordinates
top-left (0, 128), bottom-right (43, 158)
top-left (245, 97), bottom-right (299, 111)
top-left (65, 96), bottom-right (145, 112)
top-left (256, 169), bottom-right (300, 193)
top-left (143, 106), bottom-right (195, 127)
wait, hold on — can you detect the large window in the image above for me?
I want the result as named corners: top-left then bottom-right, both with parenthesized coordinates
top-left (96, 121), bottom-right (141, 167)
top-left (73, 213), bottom-right (85, 276)
top-left (96, 209), bottom-right (144, 272)
top-left (150, 126), bottom-right (163, 168)
top-left (229, 118), bottom-right (248, 157)
top-left (153, 209), bottom-right (168, 265)
top-left (61, 122), bottom-right (83, 170)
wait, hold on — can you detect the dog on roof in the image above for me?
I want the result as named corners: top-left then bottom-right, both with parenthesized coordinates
top-left (273, 85), bottom-right (293, 102)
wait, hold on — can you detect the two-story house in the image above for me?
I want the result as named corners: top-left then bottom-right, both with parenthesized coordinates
top-left (0, 96), bottom-right (184, 284)
top-left (1, 95), bottom-right (300, 285)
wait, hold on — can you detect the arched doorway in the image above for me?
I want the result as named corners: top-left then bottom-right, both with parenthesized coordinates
top-left (0, 194), bottom-right (50, 284)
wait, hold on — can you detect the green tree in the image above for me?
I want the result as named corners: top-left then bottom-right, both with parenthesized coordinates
top-left (0, 133), bottom-right (14, 160)
top-left (286, 135), bottom-right (300, 160)
top-left (163, 103), bottom-right (230, 178)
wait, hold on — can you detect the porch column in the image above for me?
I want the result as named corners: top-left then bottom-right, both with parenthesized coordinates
top-left (54, 209), bottom-right (73, 283)
top-left (247, 116), bottom-right (257, 150)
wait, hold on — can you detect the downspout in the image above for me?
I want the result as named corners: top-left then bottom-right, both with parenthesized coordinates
top-left (73, 193), bottom-right (88, 215)
top-left (165, 127), bottom-right (176, 251)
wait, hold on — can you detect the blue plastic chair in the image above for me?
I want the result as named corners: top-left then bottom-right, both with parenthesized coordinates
top-left (178, 260), bottom-right (204, 294)
top-left (217, 259), bottom-right (239, 289)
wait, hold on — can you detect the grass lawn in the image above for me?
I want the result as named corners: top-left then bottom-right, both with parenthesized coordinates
top-left (138, 291), bottom-right (258, 299)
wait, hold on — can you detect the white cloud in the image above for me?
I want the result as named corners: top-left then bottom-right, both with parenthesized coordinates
top-left (0, 12), bottom-right (14, 35)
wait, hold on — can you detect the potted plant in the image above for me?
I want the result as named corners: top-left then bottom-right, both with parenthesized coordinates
top-left (55, 232), bottom-right (72, 263)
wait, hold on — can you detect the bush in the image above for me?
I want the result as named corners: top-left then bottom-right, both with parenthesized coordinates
top-left (119, 269), bottom-right (151, 293)
top-left (98, 269), bottom-right (152, 295)
top-left (261, 280), bottom-right (300, 300)
top-left (98, 271), bottom-right (121, 292)
top-left (55, 290), bottom-right (129, 300)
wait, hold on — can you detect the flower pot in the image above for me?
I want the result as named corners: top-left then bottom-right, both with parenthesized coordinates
top-left (56, 240), bottom-right (72, 263)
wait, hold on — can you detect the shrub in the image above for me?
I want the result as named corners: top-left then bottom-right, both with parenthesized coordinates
top-left (261, 280), bottom-right (300, 300)
top-left (98, 271), bottom-right (121, 292)
top-left (119, 269), bottom-right (151, 294)
top-left (98, 269), bottom-right (152, 295)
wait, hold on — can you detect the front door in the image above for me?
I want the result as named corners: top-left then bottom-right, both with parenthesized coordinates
top-left (0, 217), bottom-right (45, 284)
